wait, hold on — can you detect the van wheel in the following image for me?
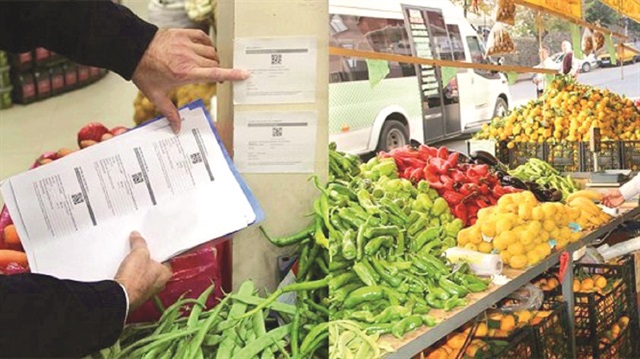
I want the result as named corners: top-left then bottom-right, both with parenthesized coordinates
top-left (582, 62), bottom-right (591, 73)
top-left (377, 120), bottom-right (409, 152)
top-left (493, 98), bottom-right (508, 118)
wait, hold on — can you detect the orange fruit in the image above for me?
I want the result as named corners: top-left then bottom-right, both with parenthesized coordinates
top-left (581, 278), bottom-right (594, 291)
top-left (446, 333), bottom-right (467, 349)
top-left (475, 322), bottom-right (488, 337)
top-left (594, 276), bottom-right (607, 289)
top-left (573, 279), bottom-right (581, 292)
top-left (500, 315), bottom-right (516, 332)
top-left (619, 316), bottom-right (630, 328)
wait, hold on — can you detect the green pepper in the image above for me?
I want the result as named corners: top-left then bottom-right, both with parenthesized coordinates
top-left (413, 303), bottom-right (432, 315)
top-left (329, 256), bottom-right (351, 272)
top-left (363, 225), bottom-right (400, 239)
top-left (389, 260), bottom-right (413, 271)
top-left (444, 295), bottom-right (466, 311)
top-left (360, 258), bottom-right (380, 282)
top-left (371, 159), bottom-right (397, 178)
top-left (396, 281), bottom-right (410, 294)
top-left (411, 255), bottom-right (440, 278)
top-left (364, 236), bottom-right (393, 256)
top-left (380, 197), bottom-right (409, 223)
top-left (364, 323), bottom-right (394, 336)
top-left (411, 226), bottom-right (441, 252)
top-left (418, 253), bottom-right (450, 276)
top-left (445, 218), bottom-right (464, 237)
top-left (428, 217), bottom-right (441, 228)
top-left (426, 293), bottom-right (444, 309)
top-left (427, 188), bottom-right (439, 200)
top-left (328, 183), bottom-right (357, 201)
top-left (432, 197), bottom-right (448, 216)
top-left (407, 211), bottom-right (421, 226)
top-left (331, 283), bottom-right (361, 303)
top-left (381, 285), bottom-right (407, 305)
top-left (391, 315), bottom-right (423, 338)
top-left (384, 178), bottom-right (403, 192)
top-left (419, 238), bottom-right (442, 256)
top-left (438, 277), bottom-right (469, 298)
top-left (407, 214), bottom-right (428, 237)
top-left (417, 181), bottom-right (430, 193)
top-left (329, 272), bottom-right (358, 292)
top-left (426, 278), bottom-right (450, 300)
top-left (338, 208), bottom-right (364, 229)
top-left (341, 229), bottom-right (356, 260)
top-left (414, 193), bottom-right (433, 212)
top-left (353, 262), bottom-right (377, 287)
top-left (422, 314), bottom-right (437, 327)
top-left (370, 258), bottom-right (402, 287)
top-left (387, 213), bottom-right (405, 227)
top-left (344, 286), bottom-right (384, 309)
top-left (348, 310), bottom-right (376, 323)
top-left (374, 305), bottom-right (411, 323)
top-left (355, 223), bottom-right (366, 261)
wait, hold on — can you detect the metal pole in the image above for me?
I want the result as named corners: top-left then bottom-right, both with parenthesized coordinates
top-left (562, 251), bottom-right (577, 358)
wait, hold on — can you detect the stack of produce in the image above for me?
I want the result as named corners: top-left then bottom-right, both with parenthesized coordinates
top-left (475, 76), bottom-right (640, 145)
top-left (133, 83), bottom-right (217, 125)
top-left (380, 145), bottom-right (520, 226)
top-left (508, 158), bottom-right (578, 201)
top-left (457, 191), bottom-right (584, 269)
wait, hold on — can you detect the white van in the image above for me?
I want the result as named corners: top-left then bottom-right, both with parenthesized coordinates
top-left (329, 0), bottom-right (512, 154)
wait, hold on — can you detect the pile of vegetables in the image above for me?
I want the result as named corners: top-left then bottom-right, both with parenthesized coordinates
top-left (508, 158), bottom-right (578, 202)
top-left (91, 281), bottom-right (299, 359)
top-left (379, 145), bottom-right (520, 226)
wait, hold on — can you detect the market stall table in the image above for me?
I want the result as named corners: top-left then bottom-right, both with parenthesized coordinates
top-left (382, 205), bottom-right (640, 358)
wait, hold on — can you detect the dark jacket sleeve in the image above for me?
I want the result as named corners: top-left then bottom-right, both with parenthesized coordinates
top-left (562, 52), bottom-right (573, 75)
top-left (0, 0), bottom-right (158, 80)
top-left (0, 273), bottom-right (127, 358)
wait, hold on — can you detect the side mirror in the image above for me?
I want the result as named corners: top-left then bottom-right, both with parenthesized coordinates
top-left (497, 57), bottom-right (505, 66)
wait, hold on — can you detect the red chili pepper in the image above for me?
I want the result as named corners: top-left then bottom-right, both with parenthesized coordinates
top-left (488, 195), bottom-right (498, 205)
top-left (429, 181), bottom-right (444, 190)
top-left (429, 157), bottom-right (451, 174)
top-left (443, 191), bottom-right (465, 206)
top-left (467, 164), bottom-right (489, 178)
top-left (446, 152), bottom-right (459, 168)
top-left (478, 184), bottom-right (490, 195)
top-left (452, 203), bottom-right (468, 225)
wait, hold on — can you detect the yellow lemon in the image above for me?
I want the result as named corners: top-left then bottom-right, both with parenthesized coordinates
top-left (531, 207), bottom-right (545, 221)
top-left (469, 227), bottom-right (483, 245)
top-left (464, 243), bottom-right (478, 251)
top-left (496, 218), bottom-right (513, 233)
top-left (509, 255), bottom-right (528, 269)
top-left (457, 228), bottom-right (471, 245)
top-left (520, 229), bottom-right (535, 246)
top-left (543, 219), bottom-right (556, 232)
top-left (478, 241), bottom-right (493, 254)
top-left (481, 221), bottom-right (497, 238)
top-left (518, 203), bottom-right (533, 220)
top-left (508, 242), bottom-right (525, 256)
top-left (501, 250), bottom-right (512, 263)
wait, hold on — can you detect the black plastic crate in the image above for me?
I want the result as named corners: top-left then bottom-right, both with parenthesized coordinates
top-left (532, 302), bottom-right (573, 359)
top-left (582, 141), bottom-right (623, 172)
top-left (503, 142), bottom-right (546, 169)
top-left (576, 320), bottom-right (633, 359)
top-left (621, 141), bottom-right (640, 171)
top-left (547, 142), bottom-right (582, 172)
top-left (574, 256), bottom-right (638, 352)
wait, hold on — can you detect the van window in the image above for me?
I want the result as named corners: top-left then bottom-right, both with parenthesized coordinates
top-left (446, 25), bottom-right (466, 61)
top-left (466, 36), bottom-right (500, 79)
top-left (329, 14), bottom-right (416, 83)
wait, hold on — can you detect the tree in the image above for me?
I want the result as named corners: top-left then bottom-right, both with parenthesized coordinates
top-left (584, 0), bottom-right (620, 26)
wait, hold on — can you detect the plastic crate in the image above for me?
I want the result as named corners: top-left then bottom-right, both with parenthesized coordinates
top-left (546, 142), bottom-right (582, 172)
top-left (503, 142), bottom-right (546, 169)
top-left (621, 141), bottom-right (640, 171)
top-left (574, 257), bottom-right (638, 352)
top-left (576, 320), bottom-right (633, 359)
top-left (582, 141), bottom-right (623, 172)
top-left (532, 302), bottom-right (573, 359)
top-left (480, 327), bottom-right (539, 359)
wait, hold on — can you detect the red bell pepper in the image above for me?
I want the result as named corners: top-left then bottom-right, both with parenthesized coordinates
top-left (440, 175), bottom-right (455, 190)
top-left (475, 197), bottom-right (490, 208)
top-left (402, 167), bottom-right (413, 179)
top-left (437, 146), bottom-right (448, 159)
top-left (442, 190), bottom-right (465, 206)
top-left (451, 170), bottom-right (466, 183)
top-left (469, 217), bottom-right (477, 226)
top-left (467, 204), bottom-right (480, 218)
top-left (452, 203), bottom-right (468, 225)
top-left (409, 167), bottom-right (423, 182)
top-left (492, 184), bottom-right (506, 197)
top-left (478, 183), bottom-right (490, 195)
top-left (446, 152), bottom-right (459, 168)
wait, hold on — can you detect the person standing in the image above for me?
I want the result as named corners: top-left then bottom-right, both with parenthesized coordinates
top-left (561, 41), bottom-right (576, 76)
top-left (533, 47), bottom-right (554, 97)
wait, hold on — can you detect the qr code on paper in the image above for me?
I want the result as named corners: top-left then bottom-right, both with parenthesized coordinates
top-left (190, 153), bottom-right (203, 164)
top-left (71, 193), bottom-right (84, 205)
top-left (132, 172), bottom-right (144, 184)
top-left (271, 54), bottom-right (282, 65)
top-left (272, 127), bottom-right (283, 137)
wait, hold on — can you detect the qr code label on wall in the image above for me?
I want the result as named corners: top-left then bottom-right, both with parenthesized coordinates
top-left (272, 127), bottom-right (283, 137)
top-left (190, 153), bottom-right (203, 164)
top-left (271, 54), bottom-right (282, 65)
top-left (71, 193), bottom-right (84, 205)
top-left (132, 172), bottom-right (144, 184)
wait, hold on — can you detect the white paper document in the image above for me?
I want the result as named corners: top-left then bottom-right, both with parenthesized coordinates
top-left (233, 37), bottom-right (317, 104)
top-left (1, 102), bottom-right (262, 281)
top-left (234, 111), bottom-right (317, 173)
